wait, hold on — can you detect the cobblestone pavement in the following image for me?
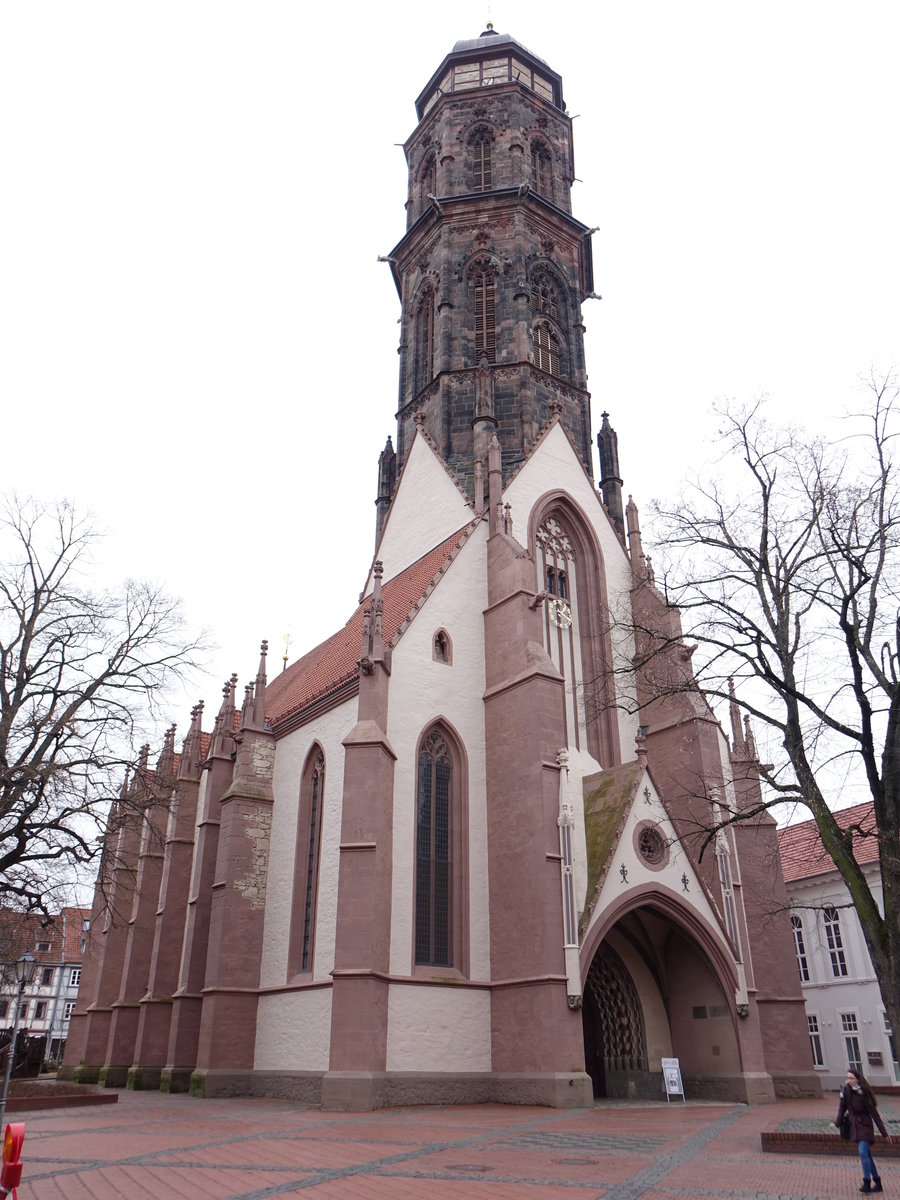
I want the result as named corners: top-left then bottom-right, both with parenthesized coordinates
top-left (9, 1089), bottom-right (900, 1199)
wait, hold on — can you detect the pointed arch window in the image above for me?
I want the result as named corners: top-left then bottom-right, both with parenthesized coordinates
top-left (420, 154), bottom-right (436, 207)
top-left (472, 268), bottom-right (496, 362)
top-left (415, 288), bottom-right (435, 391)
top-left (414, 725), bottom-right (467, 971)
top-left (531, 277), bottom-right (559, 320)
top-left (531, 142), bottom-right (552, 198)
top-left (533, 322), bottom-right (560, 376)
top-left (471, 131), bottom-right (492, 191)
top-left (290, 746), bottom-right (325, 975)
top-left (416, 729), bottom-right (452, 965)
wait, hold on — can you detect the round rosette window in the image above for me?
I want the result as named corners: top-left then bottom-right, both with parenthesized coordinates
top-left (634, 821), bottom-right (669, 870)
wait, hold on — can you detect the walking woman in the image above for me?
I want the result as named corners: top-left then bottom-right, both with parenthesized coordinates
top-left (834, 1067), bottom-right (892, 1193)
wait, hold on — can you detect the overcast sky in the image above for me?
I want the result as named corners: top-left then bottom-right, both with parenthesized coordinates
top-left (2, 1), bottom-right (898, 738)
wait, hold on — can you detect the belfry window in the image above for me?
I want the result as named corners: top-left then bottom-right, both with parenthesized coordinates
top-left (415, 289), bottom-right (435, 391)
top-left (531, 277), bottom-right (558, 320)
top-left (533, 322), bottom-right (560, 376)
top-left (420, 154), bottom-right (435, 207)
top-left (415, 728), bottom-right (453, 966)
top-left (472, 269), bottom-right (496, 362)
top-left (471, 132), bottom-right (492, 191)
top-left (531, 142), bottom-right (552, 197)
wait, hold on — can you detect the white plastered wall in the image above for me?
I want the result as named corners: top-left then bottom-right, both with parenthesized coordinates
top-left (385, 525), bottom-right (492, 1067)
top-left (254, 698), bottom-right (355, 1072)
top-left (387, 985), bottom-right (491, 1071)
top-left (370, 432), bottom-right (473, 587)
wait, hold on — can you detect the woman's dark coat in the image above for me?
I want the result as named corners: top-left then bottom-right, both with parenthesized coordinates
top-left (836, 1085), bottom-right (888, 1142)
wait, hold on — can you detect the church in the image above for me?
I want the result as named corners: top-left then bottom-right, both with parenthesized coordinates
top-left (62, 27), bottom-right (820, 1110)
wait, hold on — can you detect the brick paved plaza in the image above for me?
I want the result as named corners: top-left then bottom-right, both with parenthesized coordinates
top-left (9, 1089), bottom-right (899, 1199)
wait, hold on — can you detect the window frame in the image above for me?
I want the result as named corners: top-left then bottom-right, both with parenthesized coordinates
top-left (791, 914), bottom-right (810, 982)
top-left (289, 745), bottom-right (326, 977)
top-left (807, 1012), bottom-right (825, 1067)
top-left (823, 904), bottom-right (848, 977)
top-left (412, 723), bottom-right (468, 976)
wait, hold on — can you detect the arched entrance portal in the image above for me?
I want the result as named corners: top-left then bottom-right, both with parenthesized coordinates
top-left (582, 942), bottom-right (648, 1098)
top-left (582, 905), bottom-right (742, 1099)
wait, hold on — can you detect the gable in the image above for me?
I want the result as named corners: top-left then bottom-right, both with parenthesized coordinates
top-left (580, 761), bottom-right (736, 966)
top-left (503, 421), bottom-right (629, 575)
top-left (266, 524), bottom-right (475, 730)
top-left (372, 429), bottom-right (474, 588)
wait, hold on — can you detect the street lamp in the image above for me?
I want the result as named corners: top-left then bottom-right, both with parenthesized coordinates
top-left (0, 953), bottom-right (37, 1129)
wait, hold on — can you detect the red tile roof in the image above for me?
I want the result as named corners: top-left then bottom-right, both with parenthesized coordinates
top-left (265, 524), bottom-right (476, 729)
top-left (0, 907), bottom-right (92, 966)
top-left (777, 802), bottom-right (881, 883)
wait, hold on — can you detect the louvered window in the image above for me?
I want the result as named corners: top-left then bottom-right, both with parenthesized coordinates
top-left (533, 323), bottom-right (560, 376)
top-left (532, 144), bottom-right (552, 197)
top-left (415, 730), bottom-right (452, 965)
top-left (472, 133), bottom-right (492, 191)
top-left (473, 270), bottom-right (496, 362)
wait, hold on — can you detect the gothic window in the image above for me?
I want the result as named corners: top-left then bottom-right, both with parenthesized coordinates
top-left (290, 746), bottom-right (325, 974)
top-left (472, 268), bottom-right (496, 362)
top-left (533, 322), bottom-right (561, 376)
top-left (531, 142), bottom-right (552, 197)
top-left (531, 277), bottom-right (558, 320)
top-left (823, 905), bottom-right (848, 977)
top-left (415, 288), bottom-right (435, 391)
top-left (791, 914), bottom-right (810, 982)
top-left (471, 130), bottom-right (492, 191)
top-left (413, 725), bottom-right (468, 969)
top-left (433, 630), bottom-right (452, 664)
top-left (420, 154), bottom-right (436, 206)
top-left (716, 837), bottom-right (741, 952)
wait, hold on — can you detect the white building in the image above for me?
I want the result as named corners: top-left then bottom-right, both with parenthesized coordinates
top-left (778, 803), bottom-right (898, 1091)
top-left (0, 907), bottom-right (90, 1065)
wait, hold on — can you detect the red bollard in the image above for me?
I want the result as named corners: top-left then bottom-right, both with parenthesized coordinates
top-left (0, 1123), bottom-right (24, 1199)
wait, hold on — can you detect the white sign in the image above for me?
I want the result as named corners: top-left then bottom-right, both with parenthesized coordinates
top-left (661, 1056), bottom-right (685, 1102)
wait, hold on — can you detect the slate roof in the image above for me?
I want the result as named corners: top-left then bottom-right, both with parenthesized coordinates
top-left (777, 801), bottom-right (881, 883)
top-left (265, 524), bottom-right (476, 729)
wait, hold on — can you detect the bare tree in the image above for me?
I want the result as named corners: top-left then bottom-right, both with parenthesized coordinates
top-left (630, 378), bottom-right (900, 1041)
top-left (0, 497), bottom-right (204, 916)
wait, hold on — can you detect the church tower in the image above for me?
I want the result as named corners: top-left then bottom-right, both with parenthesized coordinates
top-left (381, 26), bottom-right (597, 508)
